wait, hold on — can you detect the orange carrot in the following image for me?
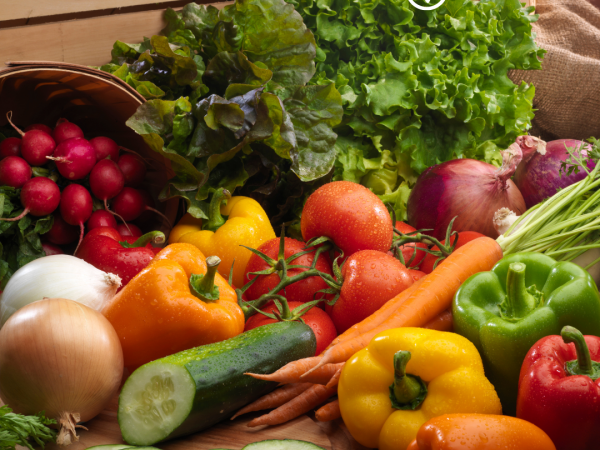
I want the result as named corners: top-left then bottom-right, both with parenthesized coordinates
top-left (310, 237), bottom-right (502, 369)
top-left (325, 365), bottom-right (343, 389)
top-left (231, 382), bottom-right (312, 420)
top-left (424, 309), bottom-right (453, 332)
top-left (247, 383), bottom-right (337, 427)
top-left (315, 399), bottom-right (341, 422)
top-left (252, 356), bottom-right (323, 384)
top-left (323, 276), bottom-right (427, 350)
top-left (245, 363), bottom-right (344, 385)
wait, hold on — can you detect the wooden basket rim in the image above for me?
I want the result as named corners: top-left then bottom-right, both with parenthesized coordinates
top-left (0, 61), bottom-right (146, 104)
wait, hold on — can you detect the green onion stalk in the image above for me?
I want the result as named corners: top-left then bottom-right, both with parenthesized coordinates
top-left (497, 138), bottom-right (600, 270)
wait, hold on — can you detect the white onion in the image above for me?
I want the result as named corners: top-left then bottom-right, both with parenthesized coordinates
top-left (0, 255), bottom-right (121, 326)
top-left (0, 298), bottom-right (124, 445)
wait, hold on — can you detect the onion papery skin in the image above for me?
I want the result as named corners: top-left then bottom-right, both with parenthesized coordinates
top-left (0, 298), bottom-right (123, 444)
top-left (514, 139), bottom-right (595, 209)
top-left (407, 159), bottom-right (526, 240)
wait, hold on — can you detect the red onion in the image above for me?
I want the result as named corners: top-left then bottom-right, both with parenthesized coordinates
top-left (407, 139), bottom-right (530, 240)
top-left (514, 138), bottom-right (595, 208)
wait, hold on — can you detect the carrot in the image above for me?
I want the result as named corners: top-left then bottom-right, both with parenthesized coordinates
top-left (312, 237), bottom-right (502, 369)
top-left (247, 383), bottom-right (337, 427)
top-left (245, 362), bottom-right (344, 385)
top-left (231, 382), bottom-right (312, 420)
top-left (324, 276), bottom-right (427, 350)
top-left (315, 399), bottom-right (341, 422)
top-left (325, 365), bottom-right (343, 389)
top-left (252, 356), bottom-right (323, 385)
top-left (424, 308), bottom-right (453, 332)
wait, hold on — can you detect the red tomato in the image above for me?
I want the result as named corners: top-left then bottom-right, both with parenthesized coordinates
top-left (394, 221), bottom-right (427, 268)
top-left (244, 301), bottom-right (337, 355)
top-left (243, 237), bottom-right (333, 304)
top-left (408, 269), bottom-right (426, 282)
top-left (326, 250), bottom-right (413, 334)
top-left (420, 231), bottom-right (486, 274)
top-left (301, 181), bottom-right (393, 258)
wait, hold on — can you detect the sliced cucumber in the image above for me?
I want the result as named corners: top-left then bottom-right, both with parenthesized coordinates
top-left (118, 322), bottom-right (316, 445)
top-left (243, 440), bottom-right (326, 450)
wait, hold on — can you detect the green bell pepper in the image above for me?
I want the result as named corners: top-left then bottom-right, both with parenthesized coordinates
top-left (452, 252), bottom-right (600, 415)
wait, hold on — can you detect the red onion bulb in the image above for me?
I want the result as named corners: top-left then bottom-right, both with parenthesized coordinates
top-left (514, 139), bottom-right (594, 209)
top-left (407, 138), bottom-right (530, 239)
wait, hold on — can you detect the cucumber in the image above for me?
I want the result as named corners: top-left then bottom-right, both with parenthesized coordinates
top-left (118, 322), bottom-right (316, 446)
top-left (243, 440), bottom-right (325, 450)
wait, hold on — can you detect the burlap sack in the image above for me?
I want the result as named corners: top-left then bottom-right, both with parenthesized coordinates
top-left (509, 0), bottom-right (600, 141)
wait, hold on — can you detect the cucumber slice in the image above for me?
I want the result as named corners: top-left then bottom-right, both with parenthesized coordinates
top-left (119, 322), bottom-right (316, 446)
top-left (243, 440), bottom-right (326, 450)
top-left (85, 446), bottom-right (136, 450)
top-left (119, 363), bottom-right (196, 446)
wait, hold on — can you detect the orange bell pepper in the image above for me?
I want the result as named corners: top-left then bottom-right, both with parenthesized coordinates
top-left (407, 414), bottom-right (556, 450)
top-left (102, 243), bottom-right (245, 370)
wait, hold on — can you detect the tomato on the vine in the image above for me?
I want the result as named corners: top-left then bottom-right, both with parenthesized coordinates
top-left (326, 249), bottom-right (413, 334)
top-left (420, 231), bottom-right (486, 274)
top-left (301, 181), bottom-right (393, 257)
top-left (394, 221), bottom-right (427, 268)
top-left (244, 301), bottom-right (337, 355)
top-left (243, 237), bottom-right (333, 304)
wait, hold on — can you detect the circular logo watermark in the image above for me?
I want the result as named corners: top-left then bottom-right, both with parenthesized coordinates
top-left (409, 0), bottom-right (445, 10)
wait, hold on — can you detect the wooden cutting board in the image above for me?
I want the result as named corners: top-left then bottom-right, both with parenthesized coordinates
top-left (42, 397), bottom-right (369, 450)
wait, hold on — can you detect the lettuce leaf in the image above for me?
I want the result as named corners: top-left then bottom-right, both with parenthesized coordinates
top-left (289, 0), bottom-right (545, 219)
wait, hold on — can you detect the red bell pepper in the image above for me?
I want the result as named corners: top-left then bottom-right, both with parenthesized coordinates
top-left (75, 226), bottom-right (165, 288)
top-left (517, 326), bottom-right (600, 450)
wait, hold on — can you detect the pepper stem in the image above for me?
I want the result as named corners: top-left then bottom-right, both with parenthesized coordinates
top-left (500, 262), bottom-right (540, 320)
top-left (203, 188), bottom-right (231, 232)
top-left (190, 256), bottom-right (221, 303)
top-left (119, 230), bottom-right (165, 248)
top-left (562, 326), bottom-right (600, 380)
top-left (389, 351), bottom-right (427, 410)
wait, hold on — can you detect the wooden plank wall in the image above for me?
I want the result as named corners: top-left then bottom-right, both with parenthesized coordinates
top-left (0, 0), bottom-right (230, 69)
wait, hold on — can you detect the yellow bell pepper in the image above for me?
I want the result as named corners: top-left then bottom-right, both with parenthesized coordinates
top-left (169, 188), bottom-right (275, 288)
top-left (338, 327), bottom-right (502, 450)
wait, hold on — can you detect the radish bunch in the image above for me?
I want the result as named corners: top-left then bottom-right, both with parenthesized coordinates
top-left (0, 113), bottom-right (168, 254)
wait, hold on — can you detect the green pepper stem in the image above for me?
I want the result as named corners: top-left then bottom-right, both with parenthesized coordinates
top-left (204, 188), bottom-right (231, 232)
top-left (189, 256), bottom-right (221, 303)
top-left (503, 262), bottom-right (537, 319)
top-left (119, 230), bottom-right (165, 248)
top-left (562, 326), bottom-right (594, 375)
top-left (392, 351), bottom-right (425, 406)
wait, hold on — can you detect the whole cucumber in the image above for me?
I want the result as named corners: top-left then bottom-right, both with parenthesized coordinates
top-left (118, 321), bottom-right (316, 445)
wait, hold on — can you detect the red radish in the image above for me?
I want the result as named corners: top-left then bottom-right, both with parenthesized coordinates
top-left (25, 124), bottom-right (53, 135)
top-left (49, 137), bottom-right (96, 180)
top-left (0, 137), bottom-right (21, 158)
top-left (117, 223), bottom-right (142, 238)
top-left (45, 212), bottom-right (79, 245)
top-left (118, 154), bottom-right (146, 187)
top-left (0, 177), bottom-right (60, 222)
top-left (112, 187), bottom-right (170, 226)
top-left (5, 112), bottom-right (56, 166)
top-left (87, 210), bottom-right (118, 231)
top-left (89, 159), bottom-right (125, 206)
top-left (0, 156), bottom-right (32, 188)
top-left (90, 136), bottom-right (119, 161)
top-left (59, 184), bottom-right (93, 252)
top-left (42, 242), bottom-right (63, 256)
top-left (52, 119), bottom-right (84, 144)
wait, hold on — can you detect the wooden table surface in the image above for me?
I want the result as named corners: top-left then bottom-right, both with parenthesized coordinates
top-left (41, 397), bottom-right (369, 450)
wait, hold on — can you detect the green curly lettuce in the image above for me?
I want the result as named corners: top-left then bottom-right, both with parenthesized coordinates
top-left (288, 0), bottom-right (545, 219)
